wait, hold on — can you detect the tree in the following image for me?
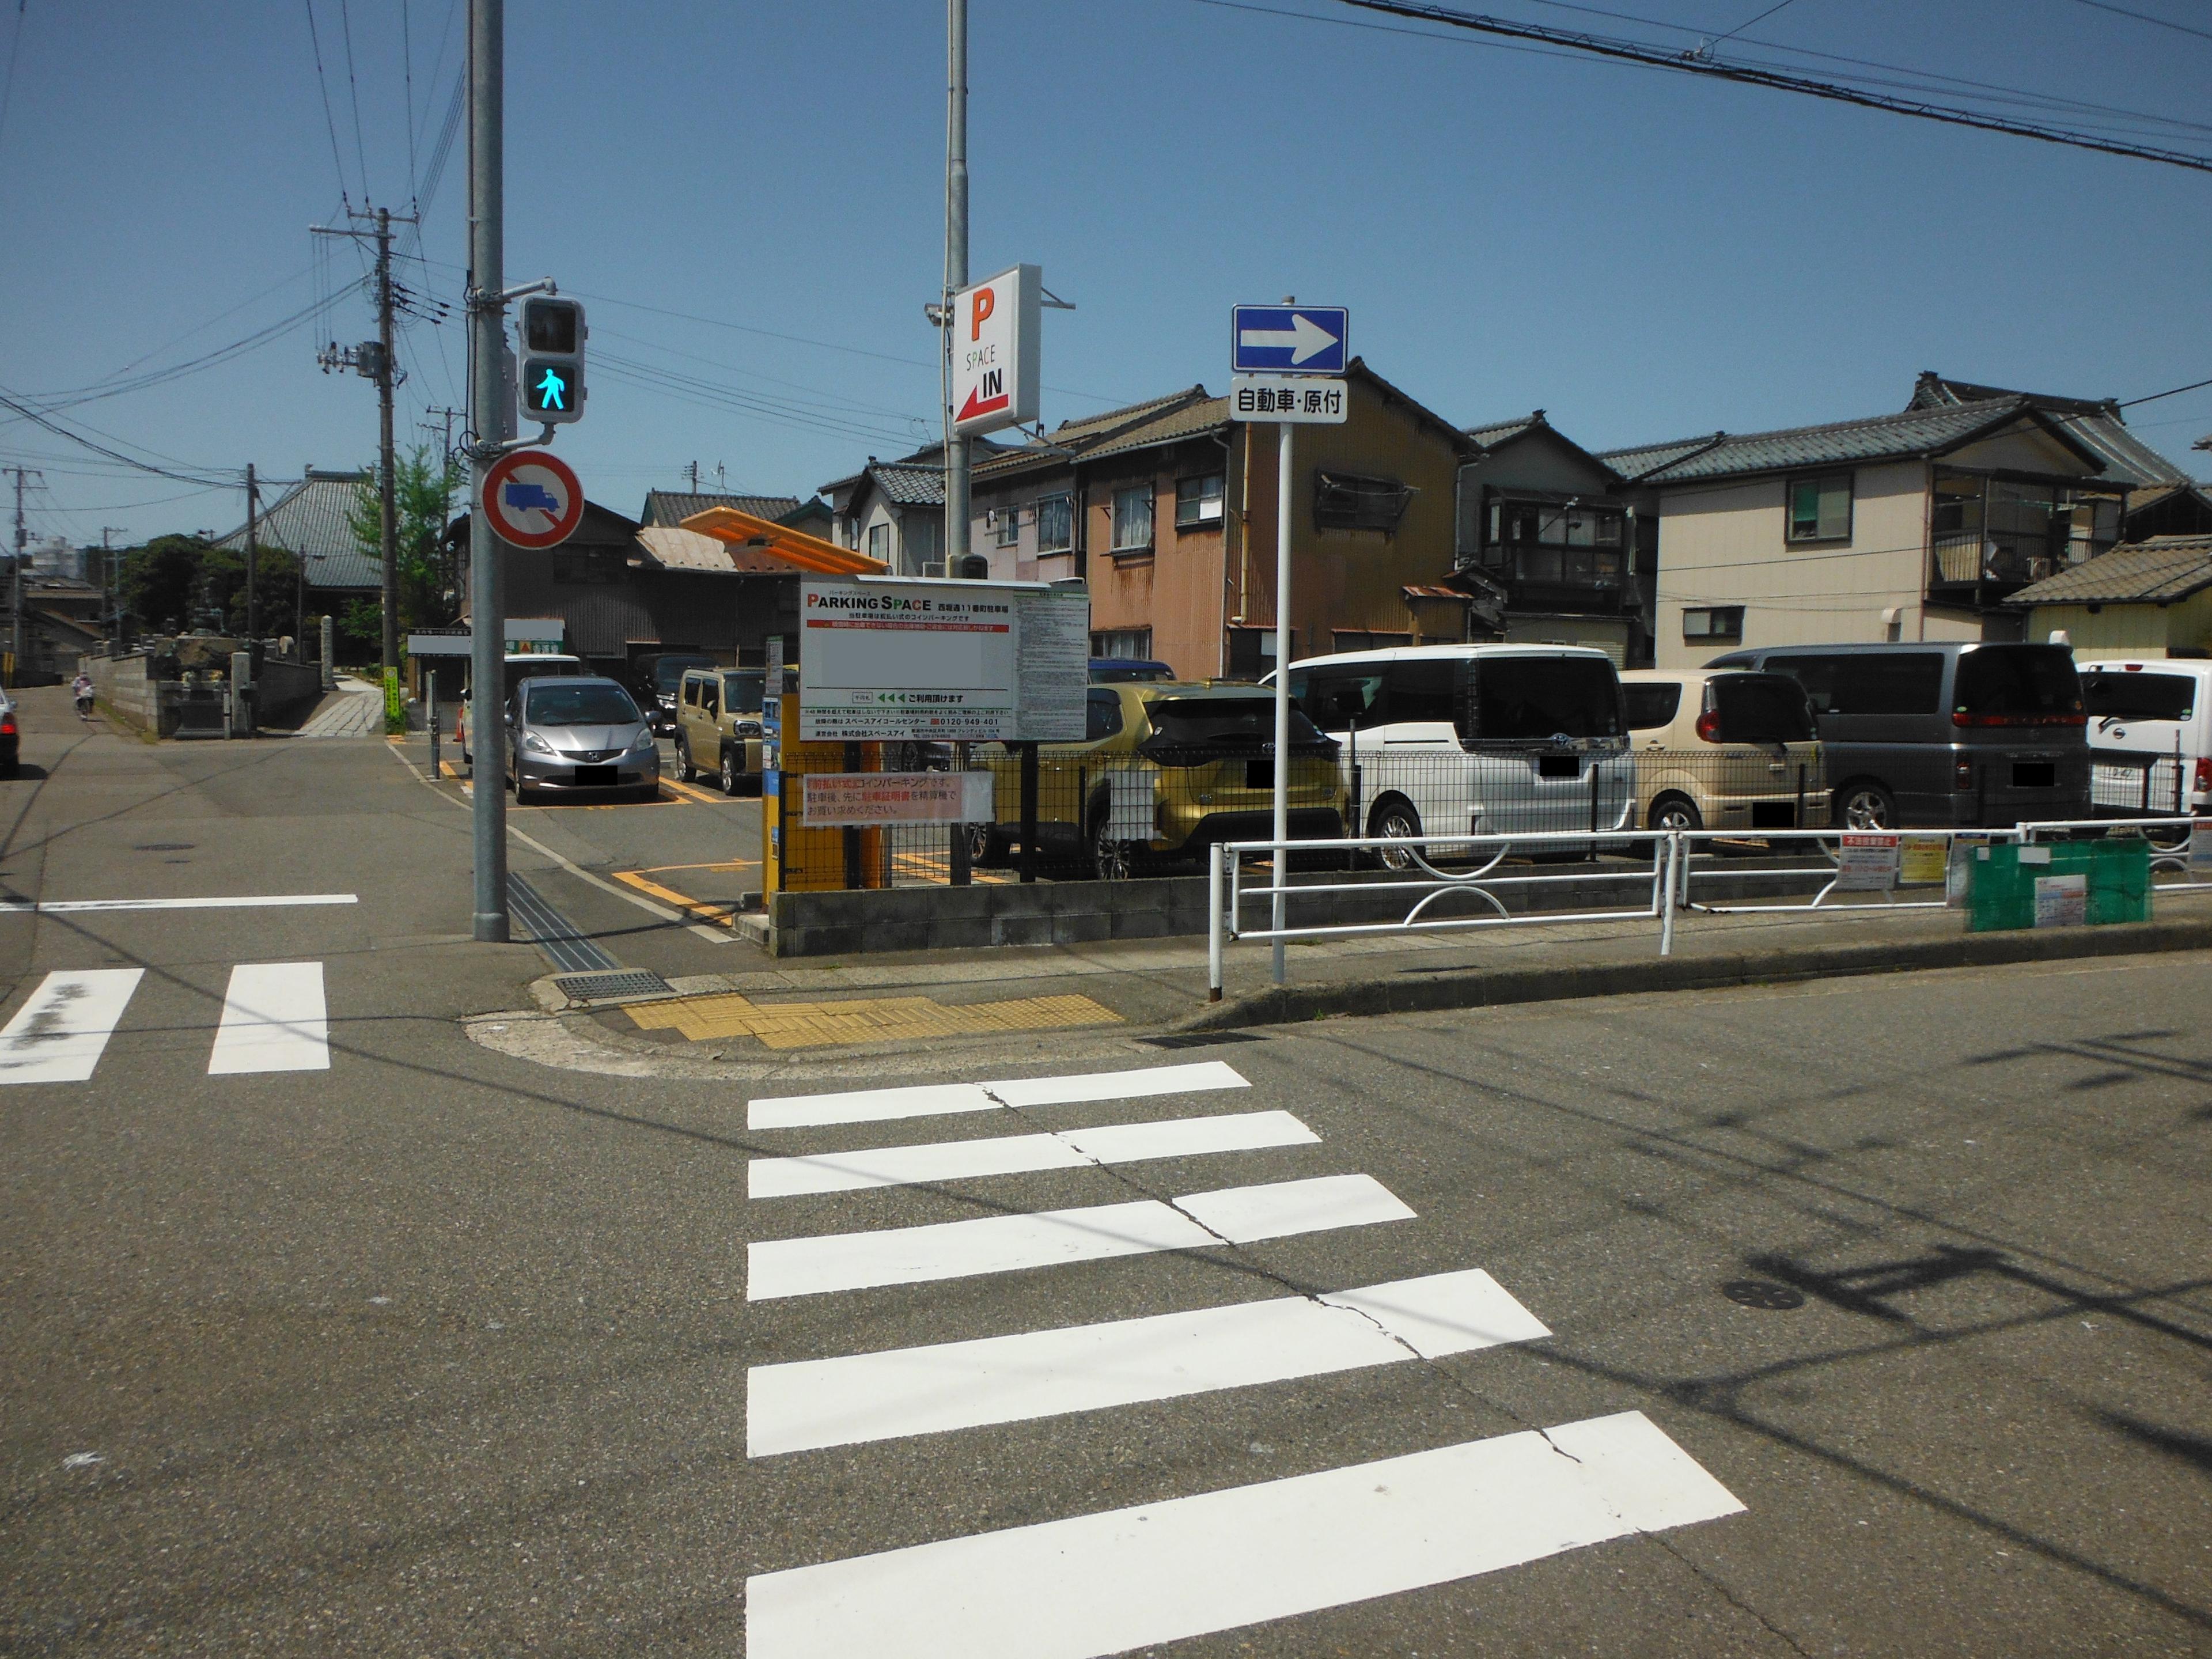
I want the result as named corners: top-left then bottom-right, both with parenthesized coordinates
top-left (348, 444), bottom-right (464, 637)
top-left (117, 535), bottom-right (213, 635)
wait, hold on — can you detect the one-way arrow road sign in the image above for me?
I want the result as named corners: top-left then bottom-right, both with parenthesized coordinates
top-left (1230, 305), bottom-right (1348, 374)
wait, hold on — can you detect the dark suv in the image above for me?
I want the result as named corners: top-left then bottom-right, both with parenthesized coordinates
top-left (631, 652), bottom-right (717, 736)
top-left (1705, 641), bottom-right (2089, 828)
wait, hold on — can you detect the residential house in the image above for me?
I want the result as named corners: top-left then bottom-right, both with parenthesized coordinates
top-left (1605, 396), bottom-right (2140, 669)
top-left (212, 467), bottom-right (384, 617)
top-left (638, 488), bottom-right (834, 543)
top-left (965, 360), bottom-right (1473, 679)
top-left (2010, 535), bottom-right (2212, 657)
top-left (1453, 411), bottom-right (1656, 665)
top-left (821, 441), bottom-right (1019, 577)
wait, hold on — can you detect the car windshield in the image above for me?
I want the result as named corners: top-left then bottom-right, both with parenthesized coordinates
top-left (2082, 669), bottom-right (2196, 722)
top-left (1954, 646), bottom-right (2081, 719)
top-left (1711, 673), bottom-right (1815, 743)
top-left (1474, 657), bottom-right (1622, 741)
top-left (1141, 698), bottom-right (1330, 750)
top-left (527, 684), bottom-right (641, 726)
top-left (653, 657), bottom-right (714, 692)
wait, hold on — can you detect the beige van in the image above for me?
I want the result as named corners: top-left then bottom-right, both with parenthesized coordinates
top-left (1619, 668), bottom-right (1828, 833)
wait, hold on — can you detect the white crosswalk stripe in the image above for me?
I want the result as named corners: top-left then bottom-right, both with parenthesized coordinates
top-left (207, 963), bottom-right (330, 1075)
top-left (0, 969), bottom-right (145, 1085)
top-left (741, 1062), bottom-right (1745, 1657)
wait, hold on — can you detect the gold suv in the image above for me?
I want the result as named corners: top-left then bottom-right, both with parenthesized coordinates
top-left (673, 667), bottom-right (787, 794)
top-left (969, 681), bottom-right (1346, 878)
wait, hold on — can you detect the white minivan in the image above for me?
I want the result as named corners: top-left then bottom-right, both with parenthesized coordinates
top-left (2077, 656), bottom-right (2212, 819)
top-left (1280, 643), bottom-right (1635, 855)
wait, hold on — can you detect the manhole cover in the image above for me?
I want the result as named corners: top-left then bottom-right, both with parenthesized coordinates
top-left (1722, 1279), bottom-right (1806, 1310)
top-left (555, 968), bottom-right (673, 1003)
top-left (132, 843), bottom-right (195, 853)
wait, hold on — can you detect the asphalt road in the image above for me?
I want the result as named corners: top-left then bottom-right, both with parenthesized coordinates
top-left (3, 698), bottom-right (2210, 1655)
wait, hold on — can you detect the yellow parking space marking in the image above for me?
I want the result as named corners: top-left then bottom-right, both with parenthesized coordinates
top-left (640, 859), bottom-right (759, 874)
top-left (663, 777), bottom-right (730, 805)
top-left (612, 869), bottom-right (741, 926)
top-left (627, 990), bottom-right (1120, 1050)
top-left (891, 851), bottom-right (1017, 886)
top-left (439, 759), bottom-right (461, 779)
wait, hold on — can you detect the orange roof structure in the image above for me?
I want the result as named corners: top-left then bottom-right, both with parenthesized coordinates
top-left (679, 506), bottom-right (887, 575)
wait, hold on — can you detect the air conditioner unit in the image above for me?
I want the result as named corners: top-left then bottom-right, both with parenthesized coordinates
top-left (922, 562), bottom-right (946, 579)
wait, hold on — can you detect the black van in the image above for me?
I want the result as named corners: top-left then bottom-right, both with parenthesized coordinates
top-left (1703, 642), bottom-right (2089, 829)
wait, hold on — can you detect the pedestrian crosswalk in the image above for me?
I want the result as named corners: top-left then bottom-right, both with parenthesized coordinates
top-left (0, 963), bottom-right (332, 1083)
top-left (743, 1060), bottom-right (1744, 1658)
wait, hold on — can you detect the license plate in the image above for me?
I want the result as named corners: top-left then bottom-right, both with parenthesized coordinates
top-left (573, 765), bottom-right (617, 786)
top-left (2012, 762), bottom-right (2055, 789)
top-left (1538, 754), bottom-right (1580, 781)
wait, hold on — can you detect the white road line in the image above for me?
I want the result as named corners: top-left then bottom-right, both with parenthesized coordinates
top-left (745, 1410), bottom-right (1744, 1659)
top-left (0, 969), bottom-right (145, 1084)
top-left (746, 1173), bottom-right (1412, 1301)
top-left (747, 1109), bottom-right (1319, 1199)
top-left (0, 895), bottom-right (358, 914)
top-left (747, 1267), bottom-right (1548, 1457)
top-left (748, 1060), bottom-right (1249, 1131)
top-left (207, 963), bottom-right (330, 1075)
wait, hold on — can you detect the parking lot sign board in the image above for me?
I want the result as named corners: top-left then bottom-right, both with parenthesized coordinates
top-left (1230, 305), bottom-right (1348, 374)
top-left (798, 577), bottom-right (1085, 743)
top-left (481, 450), bottom-right (585, 550)
top-left (954, 264), bottom-right (1042, 437)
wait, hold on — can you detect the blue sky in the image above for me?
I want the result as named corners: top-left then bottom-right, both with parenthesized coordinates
top-left (2, 0), bottom-right (2208, 548)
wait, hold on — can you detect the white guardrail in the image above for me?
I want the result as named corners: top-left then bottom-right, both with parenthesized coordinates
top-left (1205, 816), bottom-right (2212, 1001)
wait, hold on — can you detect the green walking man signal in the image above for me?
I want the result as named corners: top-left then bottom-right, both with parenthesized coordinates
top-left (518, 296), bottom-right (586, 426)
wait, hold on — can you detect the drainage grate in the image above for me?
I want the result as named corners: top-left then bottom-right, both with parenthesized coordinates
top-left (555, 968), bottom-right (673, 1003)
top-left (1721, 1279), bottom-right (1806, 1311)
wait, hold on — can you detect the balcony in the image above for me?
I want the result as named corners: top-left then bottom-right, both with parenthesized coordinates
top-left (1927, 469), bottom-right (2122, 610)
top-left (1468, 498), bottom-right (1634, 613)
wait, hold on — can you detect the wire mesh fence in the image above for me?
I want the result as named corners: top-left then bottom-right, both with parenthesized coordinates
top-left (764, 745), bottom-right (1836, 892)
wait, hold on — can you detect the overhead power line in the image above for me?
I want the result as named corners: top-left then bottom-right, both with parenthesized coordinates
top-left (0, 388), bottom-right (239, 488)
top-left (2119, 374), bottom-right (2212, 410)
top-left (1309, 0), bottom-right (2212, 172)
top-left (2065, 0), bottom-right (2212, 46)
top-left (301, 0), bottom-right (354, 205)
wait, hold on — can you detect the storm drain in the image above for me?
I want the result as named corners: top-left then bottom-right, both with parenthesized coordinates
top-left (555, 968), bottom-right (673, 1004)
top-left (507, 874), bottom-right (620, 975)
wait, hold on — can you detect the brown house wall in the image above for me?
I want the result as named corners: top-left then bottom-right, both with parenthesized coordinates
top-left (1083, 441), bottom-right (1232, 680)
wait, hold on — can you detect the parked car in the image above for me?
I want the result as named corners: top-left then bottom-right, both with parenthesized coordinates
top-left (969, 681), bottom-right (1344, 878)
top-left (631, 652), bottom-right (717, 736)
top-left (456, 652), bottom-right (585, 764)
top-left (1089, 657), bottom-right (1176, 684)
top-left (1281, 644), bottom-right (1635, 861)
top-left (2077, 654), bottom-right (2212, 824)
top-left (1620, 669), bottom-right (1827, 834)
top-left (673, 665), bottom-right (797, 794)
top-left (506, 675), bottom-right (658, 805)
top-left (1705, 642), bottom-right (2089, 829)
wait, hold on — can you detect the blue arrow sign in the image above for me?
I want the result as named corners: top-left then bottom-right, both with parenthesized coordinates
top-left (1230, 305), bottom-right (1348, 374)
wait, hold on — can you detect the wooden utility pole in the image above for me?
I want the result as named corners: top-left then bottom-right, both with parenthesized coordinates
top-left (8, 466), bottom-right (38, 675)
top-left (374, 205), bottom-right (400, 678)
top-left (244, 463), bottom-right (259, 640)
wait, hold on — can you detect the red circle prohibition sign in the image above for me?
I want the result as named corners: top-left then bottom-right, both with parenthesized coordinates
top-left (482, 450), bottom-right (585, 550)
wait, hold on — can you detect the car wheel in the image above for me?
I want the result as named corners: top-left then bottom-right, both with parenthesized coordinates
top-left (721, 748), bottom-right (740, 796)
top-left (675, 736), bottom-right (695, 783)
top-left (966, 821), bottom-right (1006, 868)
top-left (1649, 793), bottom-right (1703, 834)
top-left (1091, 810), bottom-right (1131, 881)
top-left (1836, 780), bottom-right (1895, 831)
top-left (1368, 797), bottom-right (1423, 872)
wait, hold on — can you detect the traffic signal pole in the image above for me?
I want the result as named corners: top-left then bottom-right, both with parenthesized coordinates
top-left (467, 0), bottom-right (509, 944)
top-left (942, 0), bottom-right (969, 574)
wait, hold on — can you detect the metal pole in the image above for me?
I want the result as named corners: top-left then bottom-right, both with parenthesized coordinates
top-left (467, 0), bottom-right (510, 943)
top-left (1207, 841), bottom-right (1224, 1001)
top-left (11, 467), bottom-right (26, 673)
top-left (376, 206), bottom-right (402, 684)
top-left (942, 0), bottom-right (969, 575)
top-left (244, 463), bottom-right (259, 640)
top-left (1271, 419), bottom-right (1292, 984)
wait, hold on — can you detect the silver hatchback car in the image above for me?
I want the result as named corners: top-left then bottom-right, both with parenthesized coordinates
top-left (507, 675), bottom-right (660, 804)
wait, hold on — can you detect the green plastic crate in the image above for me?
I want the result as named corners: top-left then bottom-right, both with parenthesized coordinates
top-left (1964, 839), bottom-right (2151, 933)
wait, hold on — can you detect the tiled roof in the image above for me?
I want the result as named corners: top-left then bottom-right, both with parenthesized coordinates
top-left (976, 388), bottom-right (1216, 480)
top-left (2009, 535), bottom-right (2212, 605)
top-left (1598, 398), bottom-right (2096, 485)
top-left (1464, 414), bottom-right (1544, 448)
top-left (1910, 371), bottom-right (2189, 488)
top-left (632, 527), bottom-right (737, 574)
top-left (640, 489), bottom-right (803, 528)
top-left (868, 462), bottom-right (945, 507)
top-left (1080, 395), bottom-right (1230, 464)
top-left (213, 468), bottom-right (382, 589)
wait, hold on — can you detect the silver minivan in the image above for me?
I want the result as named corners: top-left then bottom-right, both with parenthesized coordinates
top-left (1281, 644), bottom-right (1635, 855)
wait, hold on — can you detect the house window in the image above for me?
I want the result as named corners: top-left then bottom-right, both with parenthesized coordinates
top-left (1175, 474), bottom-right (1224, 529)
top-left (1036, 493), bottom-right (1073, 553)
top-left (1787, 473), bottom-right (1852, 542)
top-left (1111, 485), bottom-right (1154, 553)
top-left (1314, 472), bottom-right (1414, 533)
top-left (867, 522), bottom-right (889, 562)
top-left (1683, 606), bottom-right (1744, 641)
top-left (990, 505), bottom-right (1020, 547)
top-left (1091, 628), bottom-right (1152, 659)
top-left (1330, 630), bottom-right (1414, 653)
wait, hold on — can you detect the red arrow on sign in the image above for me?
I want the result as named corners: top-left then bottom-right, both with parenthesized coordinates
top-left (957, 384), bottom-right (1009, 425)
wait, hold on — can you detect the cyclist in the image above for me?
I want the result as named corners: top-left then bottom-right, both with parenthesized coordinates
top-left (71, 671), bottom-right (94, 721)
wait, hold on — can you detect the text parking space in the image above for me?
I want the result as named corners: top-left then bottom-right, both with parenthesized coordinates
top-left (737, 1055), bottom-right (1745, 1658)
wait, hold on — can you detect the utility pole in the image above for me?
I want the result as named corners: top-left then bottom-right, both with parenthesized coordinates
top-left (421, 406), bottom-right (465, 469)
top-left (244, 463), bottom-right (259, 640)
top-left (466, 0), bottom-right (509, 943)
top-left (8, 466), bottom-right (37, 675)
top-left (100, 527), bottom-right (124, 646)
top-left (942, 0), bottom-right (969, 576)
top-left (685, 459), bottom-right (699, 493)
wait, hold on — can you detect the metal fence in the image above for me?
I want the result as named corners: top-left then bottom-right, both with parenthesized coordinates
top-left (764, 745), bottom-right (1831, 892)
top-left (2090, 746), bottom-right (2188, 818)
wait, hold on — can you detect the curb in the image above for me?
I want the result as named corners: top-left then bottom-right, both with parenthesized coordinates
top-left (1177, 915), bottom-right (2212, 1033)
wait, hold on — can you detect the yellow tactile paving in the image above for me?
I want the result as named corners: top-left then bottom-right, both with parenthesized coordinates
top-left (624, 988), bottom-right (1120, 1049)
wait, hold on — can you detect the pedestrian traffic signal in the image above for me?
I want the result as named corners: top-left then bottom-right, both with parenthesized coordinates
top-left (518, 296), bottom-right (586, 425)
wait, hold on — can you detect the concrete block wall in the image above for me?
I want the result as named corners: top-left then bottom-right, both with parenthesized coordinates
top-left (84, 650), bottom-right (177, 737)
